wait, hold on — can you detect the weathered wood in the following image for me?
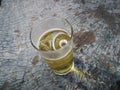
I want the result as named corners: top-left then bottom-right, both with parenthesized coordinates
top-left (0, 0), bottom-right (120, 90)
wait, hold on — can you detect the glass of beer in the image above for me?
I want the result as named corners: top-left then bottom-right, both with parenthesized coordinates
top-left (30, 17), bottom-right (84, 76)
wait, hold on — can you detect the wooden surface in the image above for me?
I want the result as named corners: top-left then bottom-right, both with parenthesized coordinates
top-left (0, 0), bottom-right (120, 90)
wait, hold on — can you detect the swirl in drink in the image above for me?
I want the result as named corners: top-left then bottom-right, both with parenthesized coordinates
top-left (39, 28), bottom-right (73, 75)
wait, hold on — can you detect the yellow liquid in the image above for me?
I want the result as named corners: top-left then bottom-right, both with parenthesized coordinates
top-left (39, 29), bottom-right (73, 75)
top-left (45, 49), bottom-right (73, 75)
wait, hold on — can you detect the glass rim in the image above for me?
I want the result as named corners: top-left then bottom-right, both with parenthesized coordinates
top-left (30, 17), bottom-right (73, 53)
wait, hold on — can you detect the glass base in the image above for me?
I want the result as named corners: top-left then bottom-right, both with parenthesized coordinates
top-left (53, 62), bottom-right (74, 75)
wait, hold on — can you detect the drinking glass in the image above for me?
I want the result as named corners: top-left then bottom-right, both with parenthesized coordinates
top-left (30, 16), bottom-right (85, 77)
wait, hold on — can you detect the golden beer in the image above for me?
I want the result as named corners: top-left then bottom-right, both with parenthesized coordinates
top-left (39, 28), bottom-right (73, 75)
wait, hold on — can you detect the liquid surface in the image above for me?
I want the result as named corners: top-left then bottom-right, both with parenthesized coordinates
top-left (39, 29), bottom-right (70, 51)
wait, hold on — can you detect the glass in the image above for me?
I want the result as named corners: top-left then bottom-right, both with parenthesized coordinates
top-left (30, 16), bottom-right (85, 76)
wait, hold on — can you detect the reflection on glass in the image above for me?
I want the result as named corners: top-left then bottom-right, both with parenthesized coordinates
top-left (30, 17), bottom-right (85, 76)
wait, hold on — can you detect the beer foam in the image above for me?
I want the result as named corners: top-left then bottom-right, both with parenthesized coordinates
top-left (37, 28), bottom-right (72, 60)
top-left (37, 28), bottom-right (65, 48)
top-left (52, 32), bottom-right (66, 50)
top-left (37, 28), bottom-right (70, 49)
